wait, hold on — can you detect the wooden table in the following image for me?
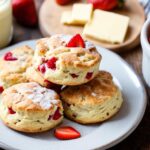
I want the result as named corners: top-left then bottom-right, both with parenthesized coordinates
top-left (2, 1), bottom-right (149, 149)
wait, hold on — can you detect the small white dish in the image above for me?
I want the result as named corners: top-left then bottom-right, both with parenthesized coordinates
top-left (141, 18), bottom-right (150, 86)
top-left (0, 40), bottom-right (147, 150)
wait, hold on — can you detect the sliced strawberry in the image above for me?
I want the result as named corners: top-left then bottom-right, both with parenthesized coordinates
top-left (4, 52), bottom-right (18, 61)
top-left (70, 73), bottom-right (79, 78)
top-left (0, 86), bottom-right (4, 93)
top-left (52, 107), bottom-right (61, 120)
top-left (8, 107), bottom-right (16, 114)
top-left (38, 64), bottom-right (46, 74)
top-left (66, 34), bottom-right (85, 48)
top-left (47, 57), bottom-right (57, 70)
top-left (44, 80), bottom-right (54, 88)
top-left (54, 126), bottom-right (81, 140)
top-left (86, 72), bottom-right (93, 80)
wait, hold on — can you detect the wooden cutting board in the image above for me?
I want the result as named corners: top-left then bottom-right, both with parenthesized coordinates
top-left (39, 0), bottom-right (145, 52)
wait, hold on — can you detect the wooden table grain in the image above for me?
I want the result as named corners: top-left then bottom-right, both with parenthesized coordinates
top-left (2, 0), bottom-right (149, 149)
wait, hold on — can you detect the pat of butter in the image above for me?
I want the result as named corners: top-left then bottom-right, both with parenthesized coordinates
top-left (83, 10), bottom-right (130, 43)
top-left (61, 11), bottom-right (76, 25)
top-left (72, 4), bottom-right (93, 25)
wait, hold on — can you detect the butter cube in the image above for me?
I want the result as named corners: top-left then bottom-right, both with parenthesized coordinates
top-left (61, 11), bottom-right (75, 25)
top-left (72, 4), bottom-right (93, 25)
top-left (83, 10), bottom-right (130, 43)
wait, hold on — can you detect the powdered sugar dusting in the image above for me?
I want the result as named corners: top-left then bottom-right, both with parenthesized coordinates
top-left (46, 34), bottom-right (67, 50)
top-left (18, 82), bottom-right (58, 109)
top-left (85, 41), bottom-right (95, 50)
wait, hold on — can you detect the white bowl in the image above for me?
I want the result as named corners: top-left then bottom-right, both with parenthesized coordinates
top-left (141, 18), bottom-right (150, 87)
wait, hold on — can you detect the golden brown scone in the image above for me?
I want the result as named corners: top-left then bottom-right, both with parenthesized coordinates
top-left (60, 71), bottom-right (123, 124)
top-left (0, 46), bottom-right (34, 89)
top-left (0, 82), bottom-right (63, 133)
top-left (33, 34), bottom-right (101, 86)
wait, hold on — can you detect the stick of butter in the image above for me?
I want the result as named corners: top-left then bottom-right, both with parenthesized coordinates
top-left (72, 4), bottom-right (93, 25)
top-left (83, 10), bottom-right (130, 44)
top-left (61, 4), bottom-right (93, 25)
top-left (61, 11), bottom-right (76, 25)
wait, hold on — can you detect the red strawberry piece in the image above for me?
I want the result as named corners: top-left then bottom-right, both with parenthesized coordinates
top-left (54, 126), bottom-right (81, 140)
top-left (0, 86), bottom-right (4, 93)
top-left (86, 72), bottom-right (93, 80)
top-left (12, 0), bottom-right (38, 27)
top-left (70, 73), bottom-right (79, 78)
top-left (47, 57), bottom-right (57, 70)
top-left (66, 34), bottom-right (85, 48)
top-left (8, 107), bottom-right (16, 114)
top-left (52, 107), bottom-right (61, 120)
top-left (4, 52), bottom-right (18, 61)
top-left (41, 58), bottom-right (46, 63)
top-left (44, 80), bottom-right (55, 88)
top-left (48, 115), bottom-right (52, 121)
top-left (72, 114), bottom-right (77, 118)
top-left (38, 64), bottom-right (46, 74)
top-left (55, 0), bottom-right (71, 5)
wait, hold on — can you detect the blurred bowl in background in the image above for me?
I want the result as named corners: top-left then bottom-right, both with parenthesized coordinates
top-left (141, 18), bottom-right (150, 87)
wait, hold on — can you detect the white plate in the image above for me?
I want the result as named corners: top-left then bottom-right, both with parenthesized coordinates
top-left (0, 40), bottom-right (147, 150)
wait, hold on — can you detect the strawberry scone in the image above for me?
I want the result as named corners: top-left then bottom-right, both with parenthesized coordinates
top-left (61, 71), bottom-right (123, 124)
top-left (0, 82), bottom-right (63, 133)
top-left (33, 34), bottom-right (101, 85)
top-left (0, 46), bottom-right (34, 90)
top-left (26, 67), bottom-right (62, 93)
top-left (26, 67), bottom-right (54, 88)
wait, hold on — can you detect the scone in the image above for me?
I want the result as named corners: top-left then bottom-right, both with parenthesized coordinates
top-left (0, 82), bottom-right (63, 133)
top-left (26, 66), bottom-right (52, 88)
top-left (61, 71), bottom-right (123, 124)
top-left (26, 67), bottom-right (62, 93)
top-left (0, 46), bottom-right (34, 89)
top-left (33, 34), bottom-right (101, 85)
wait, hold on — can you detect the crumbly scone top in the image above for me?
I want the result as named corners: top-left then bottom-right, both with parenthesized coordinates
top-left (2, 82), bottom-right (60, 110)
top-left (34, 35), bottom-right (101, 68)
top-left (36, 34), bottom-right (98, 52)
top-left (0, 46), bottom-right (34, 75)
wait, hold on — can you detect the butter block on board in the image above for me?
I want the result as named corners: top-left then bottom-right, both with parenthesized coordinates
top-left (61, 11), bottom-right (76, 25)
top-left (71, 4), bottom-right (93, 25)
top-left (83, 10), bottom-right (130, 43)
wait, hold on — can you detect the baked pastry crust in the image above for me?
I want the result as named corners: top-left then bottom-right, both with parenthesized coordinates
top-left (26, 67), bottom-right (48, 87)
top-left (61, 71), bottom-right (123, 124)
top-left (0, 82), bottom-right (63, 133)
top-left (0, 46), bottom-right (34, 88)
top-left (33, 35), bottom-right (101, 85)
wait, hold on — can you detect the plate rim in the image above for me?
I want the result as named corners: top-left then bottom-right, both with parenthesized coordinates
top-left (0, 40), bottom-right (147, 150)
